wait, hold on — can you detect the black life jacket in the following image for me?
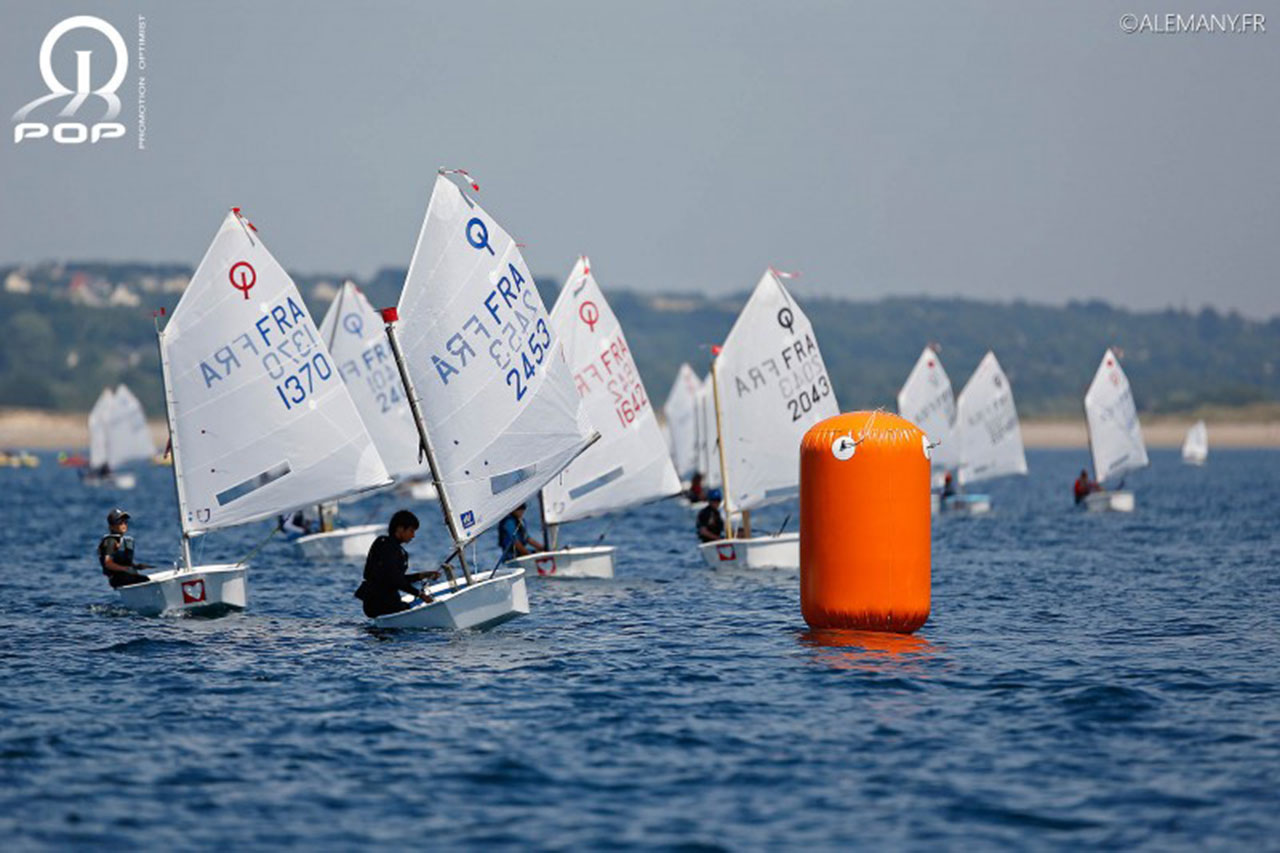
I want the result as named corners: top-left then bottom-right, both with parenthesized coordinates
top-left (99, 533), bottom-right (135, 573)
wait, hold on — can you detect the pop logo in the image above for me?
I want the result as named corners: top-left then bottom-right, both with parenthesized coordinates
top-left (12, 16), bottom-right (128, 145)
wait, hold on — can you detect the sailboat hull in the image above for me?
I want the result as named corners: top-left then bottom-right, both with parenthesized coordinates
top-left (294, 524), bottom-right (382, 562)
top-left (1182, 455), bottom-right (1207, 466)
top-left (508, 546), bottom-right (615, 579)
top-left (373, 567), bottom-right (529, 630)
top-left (698, 533), bottom-right (800, 569)
top-left (940, 494), bottom-right (991, 515)
top-left (1084, 491), bottom-right (1135, 513)
top-left (82, 471), bottom-right (137, 490)
top-left (115, 564), bottom-right (247, 617)
top-left (398, 480), bottom-right (439, 501)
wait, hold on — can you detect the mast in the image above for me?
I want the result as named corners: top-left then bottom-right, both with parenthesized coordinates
top-left (710, 352), bottom-right (735, 539)
top-left (155, 315), bottom-right (193, 571)
top-left (381, 309), bottom-right (473, 585)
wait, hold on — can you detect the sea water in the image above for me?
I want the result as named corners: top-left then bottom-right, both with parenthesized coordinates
top-left (1, 449), bottom-right (1277, 849)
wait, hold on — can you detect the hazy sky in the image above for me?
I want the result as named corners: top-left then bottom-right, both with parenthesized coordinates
top-left (1, 0), bottom-right (1276, 316)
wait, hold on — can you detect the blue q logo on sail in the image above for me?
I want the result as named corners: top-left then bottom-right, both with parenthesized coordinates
top-left (12, 15), bottom-right (128, 145)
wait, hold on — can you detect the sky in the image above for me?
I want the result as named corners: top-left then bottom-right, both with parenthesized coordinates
top-left (0, 0), bottom-right (1276, 317)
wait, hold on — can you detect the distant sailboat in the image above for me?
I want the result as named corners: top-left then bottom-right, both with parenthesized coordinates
top-left (950, 351), bottom-right (1028, 514)
top-left (896, 344), bottom-right (958, 510)
top-left (377, 171), bottom-right (596, 628)
top-left (83, 384), bottom-right (155, 489)
top-left (511, 257), bottom-right (682, 579)
top-left (700, 269), bottom-right (839, 569)
top-left (1182, 420), bottom-right (1208, 466)
top-left (118, 209), bottom-right (392, 616)
top-left (294, 281), bottom-right (435, 562)
top-left (662, 363), bottom-right (703, 486)
top-left (1082, 348), bottom-right (1148, 512)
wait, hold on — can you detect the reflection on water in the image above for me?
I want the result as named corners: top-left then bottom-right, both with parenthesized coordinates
top-left (797, 628), bottom-right (937, 672)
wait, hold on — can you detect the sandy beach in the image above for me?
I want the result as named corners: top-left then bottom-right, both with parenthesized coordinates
top-left (3, 407), bottom-right (1277, 450)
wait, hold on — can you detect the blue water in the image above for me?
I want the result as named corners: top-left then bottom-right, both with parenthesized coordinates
top-left (2, 449), bottom-right (1278, 849)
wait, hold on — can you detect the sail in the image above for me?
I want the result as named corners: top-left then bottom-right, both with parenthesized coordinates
top-left (541, 257), bottom-right (682, 523)
top-left (106, 384), bottom-right (156, 468)
top-left (662, 363), bottom-right (702, 480)
top-left (1182, 420), bottom-right (1208, 463)
top-left (159, 210), bottom-right (391, 535)
top-left (393, 174), bottom-right (594, 542)
top-left (87, 387), bottom-right (115, 469)
top-left (1084, 348), bottom-right (1149, 483)
top-left (897, 346), bottom-right (958, 472)
top-left (319, 281), bottom-right (431, 482)
top-left (714, 270), bottom-right (839, 512)
top-left (697, 375), bottom-right (721, 489)
top-left (955, 351), bottom-right (1027, 486)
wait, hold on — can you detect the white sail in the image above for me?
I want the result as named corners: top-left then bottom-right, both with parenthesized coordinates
top-left (1182, 419), bottom-right (1208, 464)
top-left (662, 363), bottom-right (702, 480)
top-left (897, 346), bottom-right (958, 472)
top-left (160, 210), bottom-right (391, 535)
top-left (1084, 348), bottom-right (1149, 483)
top-left (697, 375), bottom-right (721, 489)
top-left (87, 387), bottom-right (115, 469)
top-left (955, 351), bottom-right (1027, 486)
top-left (319, 281), bottom-right (431, 482)
top-left (393, 175), bottom-right (594, 542)
top-left (106, 384), bottom-right (156, 468)
top-left (541, 257), bottom-right (682, 523)
top-left (715, 270), bottom-right (839, 512)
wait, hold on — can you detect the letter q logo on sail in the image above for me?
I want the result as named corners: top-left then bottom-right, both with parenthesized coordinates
top-left (12, 16), bottom-right (128, 145)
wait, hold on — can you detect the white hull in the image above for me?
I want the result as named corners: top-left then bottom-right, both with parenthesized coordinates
top-left (940, 494), bottom-right (991, 515)
top-left (698, 533), bottom-right (800, 569)
top-left (507, 546), bottom-right (615, 579)
top-left (294, 523), bottom-right (382, 562)
top-left (115, 564), bottom-right (247, 616)
top-left (1182, 455), bottom-right (1207, 466)
top-left (397, 480), bottom-right (439, 501)
top-left (1084, 490), bottom-right (1135, 513)
top-left (83, 471), bottom-right (137, 490)
top-left (373, 567), bottom-right (529, 630)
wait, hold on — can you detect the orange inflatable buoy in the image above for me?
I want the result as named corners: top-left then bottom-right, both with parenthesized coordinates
top-left (800, 411), bottom-right (931, 634)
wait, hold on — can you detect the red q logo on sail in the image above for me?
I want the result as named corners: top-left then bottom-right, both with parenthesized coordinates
top-left (578, 300), bottom-right (600, 332)
top-left (228, 262), bottom-right (256, 300)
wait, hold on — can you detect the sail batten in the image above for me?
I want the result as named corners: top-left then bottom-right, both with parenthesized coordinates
top-left (1084, 348), bottom-right (1149, 483)
top-left (160, 210), bottom-right (391, 535)
top-left (541, 257), bottom-right (682, 524)
top-left (392, 175), bottom-right (594, 542)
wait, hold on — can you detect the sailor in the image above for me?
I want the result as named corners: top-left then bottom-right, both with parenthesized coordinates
top-left (696, 489), bottom-right (726, 543)
top-left (686, 471), bottom-right (706, 502)
top-left (498, 503), bottom-right (545, 563)
top-left (1073, 469), bottom-right (1097, 504)
top-left (277, 510), bottom-right (315, 540)
top-left (98, 508), bottom-right (152, 588)
top-left (940, 472), bottom-right (957, 501)
top-left (354, 510), bottom-right (441, 618)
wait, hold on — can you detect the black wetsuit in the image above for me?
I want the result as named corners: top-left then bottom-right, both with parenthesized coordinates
top-left (696, 505), bottom-right (725, 543)
top-left (355, 535), bottom-right (418, 618)
top-left (98, 533), bottom-right (148, 588)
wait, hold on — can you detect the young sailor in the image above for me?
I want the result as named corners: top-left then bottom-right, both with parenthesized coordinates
top-left (1073, 469), bottom-right (1098, 505)
top-left (696, 489), bottom-right (726, 543)
top-left (98, 508), bottom-right (152, 588)
top-left (354, 510), bottom-right (441, 618)
top-left (497, 503), bottom-right (545, 563)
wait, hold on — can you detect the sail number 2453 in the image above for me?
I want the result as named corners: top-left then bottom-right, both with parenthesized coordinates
top-left (505, 319), bottom-right (551, 402)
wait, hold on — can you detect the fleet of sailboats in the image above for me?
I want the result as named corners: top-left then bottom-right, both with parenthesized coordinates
top-left (1083, 348), bottom-right (1148, 512)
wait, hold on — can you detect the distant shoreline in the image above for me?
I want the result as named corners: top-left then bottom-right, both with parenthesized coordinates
top-left (2, 407), bottom-right (1276, 450)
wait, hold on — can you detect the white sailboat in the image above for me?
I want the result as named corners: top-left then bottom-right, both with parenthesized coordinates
top-left (511, 257), bottom-right (682, 579)
top-left (1082, 348), bottom-right (1148, 512)
top-left (117, 209), bottom-right (392, 616)
top-left (896, 344), bottom-right (958, 512)
top-left (696, 374), bottom-right (721, 491)
top-left (376, 171), bottom-right (596, 628)
top-left (699, 269), bottom-right (839, 569)
top-left (1182, 420), bottom-right (1208, 466)
top-left (949, 351), bottom-right (1028, 515)
top-left (82, 384), bottom-right (155, 489)
top-left (662, 363), bottom-right (702, 485)
top-left (293, 281), bottom-right (435, 562)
